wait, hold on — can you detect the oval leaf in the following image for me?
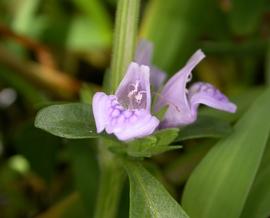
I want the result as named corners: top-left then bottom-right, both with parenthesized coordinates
top-left (124, 160), bottom-right (189, 218)
top-left (35, 103), bottom-right (98, 139)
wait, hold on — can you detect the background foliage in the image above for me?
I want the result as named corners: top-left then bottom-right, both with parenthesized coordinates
top-left (0, 0), bottom-right (270, 217)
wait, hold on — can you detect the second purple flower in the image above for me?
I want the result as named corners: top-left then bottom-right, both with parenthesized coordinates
top-left (92, 40), bottom-right (237, 141)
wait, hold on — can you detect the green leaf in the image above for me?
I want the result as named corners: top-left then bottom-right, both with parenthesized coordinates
top-left (176, 115), bottom-right (232, 141)
top-left (124, 160), bottom-right (189, 218)
top-left (35, 103), bottom-right (98, 139)
top-left (143, 145), bottom-right (182, 156)
top-left (154, 128), bottom-right (179, 146)
top-left (127, 136), bottom-right (181, 158)
top-left (182, 88), bottom-right (270, 218)
top-left (103, 134), bottom-right (182, 158)
top-left (127, 136), bottom-right (157, 157)
top-left (240, 139), bottom-right (270, 218)
top-left (128, 143), bottom-right (182, 158)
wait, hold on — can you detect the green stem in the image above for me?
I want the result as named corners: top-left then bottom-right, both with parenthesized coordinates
top-left (95, 1), bottom-right (141, 217)
top-left (94, 143), bottom-right (125, 218)
top-left (110, 0), bottom-right (141, 93)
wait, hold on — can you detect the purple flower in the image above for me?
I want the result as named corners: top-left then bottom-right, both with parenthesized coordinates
top-left (92, 62), bottom-right (159, 141)
top-left (155, 49), bottom-right (237, 128)
top-left (135, 40), bottom-right (166, 91)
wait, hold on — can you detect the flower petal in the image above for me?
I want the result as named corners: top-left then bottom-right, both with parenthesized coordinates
top-left (155, 49), bottom-right (205, 112)
top-left (150, 66), bottom-right (167, 91)
top-left (113, 110), bottom-right (159, 141)
top-left (160, 105), bottom-right (196, 128)
top-left (92, 92), bottom-right (110, 133)
top-left (189, 82), bottom-right (237, 114)
top-left (115, 62), bottom-right (151, 111)
top-left (135, 39), bottom-right (166, 91)
top-left (104, 96), bottom-right (159, 141)
top-left (135, 39), bottom-right (153, 65)
top-left (156, 50), bottom-right (205, 128)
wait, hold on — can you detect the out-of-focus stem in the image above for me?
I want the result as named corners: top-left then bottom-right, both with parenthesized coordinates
top-left (0, 45), bottom-right (81, 99)
top-left (109, 0), bottom-right (140, 93)
top-left (0, 23), bottom-right (56, 68)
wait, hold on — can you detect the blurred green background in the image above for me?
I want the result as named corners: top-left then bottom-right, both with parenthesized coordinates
top-left (0, 0), bottom-right (269, 217)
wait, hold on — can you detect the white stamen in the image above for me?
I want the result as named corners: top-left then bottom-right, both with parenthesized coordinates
top-left (128, 81), bottom-right (140, 98)
top-left (135, 91), bottom-right (146, 104)
top-left (127, 80), bottom-right (146, 106)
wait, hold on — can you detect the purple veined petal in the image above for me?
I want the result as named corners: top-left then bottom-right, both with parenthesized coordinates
top-left (155, 49), bottom-right (205, 112)
top-left (135, 39), bottom-right (153, 65)
top-left (92, 92), bottom-right (110, 133)
top-left (115, 62), bottom-right (151, 111)
top-left (105, 96), bottom-right (126, 134)
top-left (104, 96), bottom-right (159, 141)
top-left (150, 66), bottom-right (167, 91)
top-left (113, 110), bottom-right (159, 141)
top-left (188, 82), bottom-right (237, 114)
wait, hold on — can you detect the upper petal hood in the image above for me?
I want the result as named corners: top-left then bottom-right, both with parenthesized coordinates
top-left (155, 49), bottom-right (205, 112)
top-left (115, 62), bottom-right (151, 111)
